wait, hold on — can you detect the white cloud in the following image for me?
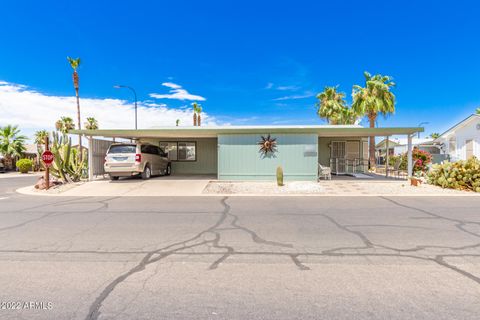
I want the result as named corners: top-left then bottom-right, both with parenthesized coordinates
top-left (150, 82), bottom-right (206, 101)
top-left (161, 82), bottom-right (182, 89)
top-left (276, 85), bottom-right (300, 91)
top-left (272, 92), bottom-right (315, 101)
top-left (265, 82), bottom-right (274, 89)
top-left (0, 81), bottom-right (219, 140)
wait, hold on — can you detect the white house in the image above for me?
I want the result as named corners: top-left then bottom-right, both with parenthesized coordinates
top-left (435, 114), bottom-right (480, 161)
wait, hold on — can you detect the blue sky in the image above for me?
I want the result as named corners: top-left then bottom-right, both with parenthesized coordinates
top-left (1, 0), bottom-right (479, 137)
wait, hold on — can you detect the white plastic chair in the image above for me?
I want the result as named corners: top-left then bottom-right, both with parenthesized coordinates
top-left (318, 163), bottom-right (332, 180)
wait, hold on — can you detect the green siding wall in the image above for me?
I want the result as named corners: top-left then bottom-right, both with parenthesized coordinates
top-left (218, 133), bottom-right (318, 181)
top-left (142, 138), bottom-right (217, 175)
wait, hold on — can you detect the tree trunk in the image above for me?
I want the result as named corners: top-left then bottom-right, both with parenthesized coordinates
top-left (198, 114), bottom-right (201, 127)
top-left (193, 113), bottom-right (197, 126)
top-left (368, 113), bottom-right (376, 169)
top-left (75, 87), bottom-right (82, 162)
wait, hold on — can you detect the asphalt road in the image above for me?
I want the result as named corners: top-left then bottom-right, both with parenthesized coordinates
top-left (1, 175), bottom-right (480, 320)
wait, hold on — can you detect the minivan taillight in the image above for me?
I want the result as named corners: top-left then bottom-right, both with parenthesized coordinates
top-left (135, 154), bottom-right (141, 163)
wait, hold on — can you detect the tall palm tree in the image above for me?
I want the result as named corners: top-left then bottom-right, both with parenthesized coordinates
top-left (192, 102), bottom-right (201, 126)
top-left (0, 125), bottom-right (27, 170)
top-left (197, 105), bottom-right (203, 126)
top-left (55, 116), bottom-right (75, 135)
top-left (316, 86), bottom-right (357, 124)
top-left (67, 56), bottom-right (83, 160)
top-left (352, 72), bottom-right (396, 168)
top-left (84, 117), bottom-right (99, 130)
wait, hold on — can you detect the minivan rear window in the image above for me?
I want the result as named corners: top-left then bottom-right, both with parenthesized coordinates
top-left (108, 145), bottom-right (136, 154)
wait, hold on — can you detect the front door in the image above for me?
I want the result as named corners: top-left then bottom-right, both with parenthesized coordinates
top-left (331, 141), bottom-right (346, 174)
top-left (466, 139), bottom-right (474, 159)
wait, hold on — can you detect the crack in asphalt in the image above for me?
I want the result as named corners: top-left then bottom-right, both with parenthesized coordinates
top-left (84, 196), bottom-right (298, 320)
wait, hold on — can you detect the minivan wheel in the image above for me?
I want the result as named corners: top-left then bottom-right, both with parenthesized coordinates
top-left (141, 166), bottom-right (151, 180)
top-left (110, 175), bottom-right (119, 181)
top-left (165, 163), bottom-right (171, 176)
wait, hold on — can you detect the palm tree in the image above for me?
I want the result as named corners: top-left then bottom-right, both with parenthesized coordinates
top-left (0, 125), bottom-right (27, 170)
top-left (429, 133), bottom-right (440, 139)
top-left (316, 86), bottom-right (357, 124)
top-left (476, 107), bottom-right (480, 115)
top-left (192, 102), bottom-right (201, 126)
top-left (84, 117), bottom-right (99, 130)
top-left (176, 119), bottom-right (180, 127)
top-left (67, 56), bottom-right (83, 160)
top-left (197, 105), bottom-right (203, 126)
top-left (352, 72), bottom-right (396, 168)
top-left (55, 116), bottom-right (75, 135)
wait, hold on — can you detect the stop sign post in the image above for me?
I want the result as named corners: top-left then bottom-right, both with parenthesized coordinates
top-left (42, 136), bottom-right (53, 190)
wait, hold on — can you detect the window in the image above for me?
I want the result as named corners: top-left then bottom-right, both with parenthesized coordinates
top-left (108, 144), bottom-right (136, 154)
top-left (449, 139), bottom-right (456, 154)
top-left (141, 145), bottom-right (159, 155)
top-left (178, 142), bottom-right (196, 161)
top-left (159, 141), bottom-right (196, 161)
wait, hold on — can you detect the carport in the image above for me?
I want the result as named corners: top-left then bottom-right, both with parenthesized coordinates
top-left (72, 125), bottom-right (423, 181)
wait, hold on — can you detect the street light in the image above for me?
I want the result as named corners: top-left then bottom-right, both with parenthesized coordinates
top-left (114, 85), bottom-right (138, 130)
top-left (417, 122), bottom-right (429, 139)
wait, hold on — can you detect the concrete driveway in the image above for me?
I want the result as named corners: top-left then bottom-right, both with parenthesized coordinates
top-left (2, 175), bottom-right (480, 319)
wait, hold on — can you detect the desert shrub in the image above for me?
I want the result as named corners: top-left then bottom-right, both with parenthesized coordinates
top-left (427, 157), bottom-right (480, 192)
top-left (16, 158), bottom-right (33, 173)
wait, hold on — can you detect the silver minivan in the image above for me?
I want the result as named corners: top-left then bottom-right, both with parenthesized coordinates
top-left (104, 143), bottom-right (171, 180)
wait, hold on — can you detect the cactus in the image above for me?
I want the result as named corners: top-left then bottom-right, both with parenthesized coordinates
top-left (427, 157), bottom-right (480, 192)
top-left (276, 166), bottom-right (284, 186)
top-left (49, 131), bottom-right (87, 183)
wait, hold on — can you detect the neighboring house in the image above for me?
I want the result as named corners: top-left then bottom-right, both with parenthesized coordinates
top-left (375, 138), bottom-right (400, 164)
top-left (435, 114), bottom-right (480, 161)
top-left (375, 137), bottom-right (443, 164)
top-left (74, 124), bottom-right (423, 181)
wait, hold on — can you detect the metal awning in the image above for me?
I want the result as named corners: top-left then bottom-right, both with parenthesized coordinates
top-left (71, 125), bottom-right (423, 139)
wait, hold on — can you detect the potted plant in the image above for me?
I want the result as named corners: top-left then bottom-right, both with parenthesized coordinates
top-left (409, 171), bottom-right (424, 187)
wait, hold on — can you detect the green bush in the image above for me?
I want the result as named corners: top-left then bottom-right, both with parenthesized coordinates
top-left (16, 158), bottom-right (33, 173)
top-left (276, 166), bottom-right (284, 186)
top-left (427, 157), bottom-right (480, 192)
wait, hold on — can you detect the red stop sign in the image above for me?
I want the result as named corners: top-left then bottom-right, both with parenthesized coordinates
top-left (42, 150), bottom-right (54, 167)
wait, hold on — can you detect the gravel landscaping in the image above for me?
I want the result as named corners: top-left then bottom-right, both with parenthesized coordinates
top-left (203, 181), bottom-right (325, 194)
top-left (203, 180), bottom-right (478, 195)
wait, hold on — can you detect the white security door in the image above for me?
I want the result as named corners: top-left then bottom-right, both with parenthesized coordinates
top-left (346, 141), bottom-right (360, 173)
top-left (331, 141), bottom-right (346, 174)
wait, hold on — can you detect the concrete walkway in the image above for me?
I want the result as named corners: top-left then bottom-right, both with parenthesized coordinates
top-left (16, 175), bottom-right (479, 197)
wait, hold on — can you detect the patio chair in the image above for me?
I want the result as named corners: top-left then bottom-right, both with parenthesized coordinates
top-left (318, 163), bottom-right (332, 180)
top-left (390, 158), bottom-right (409, 179)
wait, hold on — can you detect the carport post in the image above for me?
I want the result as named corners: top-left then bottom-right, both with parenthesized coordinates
top-left (88, 136), bottom-right (94, 181)
top-left (407, 134), bottom-right (413, 177)
top-left (385, 136), bottom-right (389, 177)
